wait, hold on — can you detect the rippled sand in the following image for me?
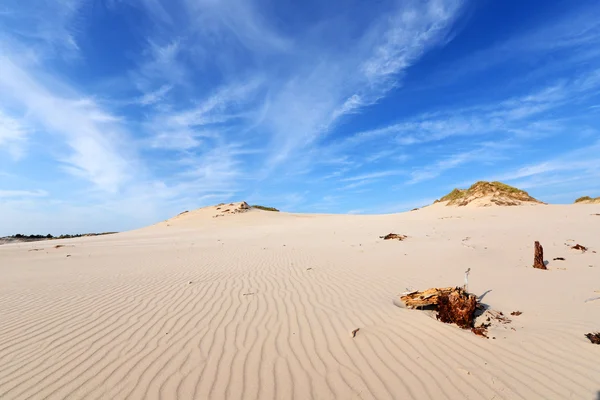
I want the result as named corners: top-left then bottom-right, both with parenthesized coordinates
top-left (1, 204), bottom-right (599, 399)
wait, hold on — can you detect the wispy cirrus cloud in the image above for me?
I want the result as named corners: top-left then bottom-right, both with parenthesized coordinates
top-left (0, 189), bottom-right (47, 198)
top-left (0, 0), bottom-right (85, 56)
top-left (131, 0), bottom-right (466, 171)
top-left (343, 72), bottom-right (600, 149)
top-left (0, 109), bottom-right (29, 160)
top-left (0, 55), bottom-right (136, 193)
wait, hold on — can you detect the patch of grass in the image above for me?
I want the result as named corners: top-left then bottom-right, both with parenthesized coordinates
top-left (574, 196), bottom-right (599, 203)
top-left (490, 181), bottom-right (526, 194)
top-left (470, 181), bottom-right (528, 195)
top-left (436, 181), bottom-right (538, 205)
top-left (251, 205), bottom-right (280, 212)
top-left (437, 188), bottom-right (466, 202)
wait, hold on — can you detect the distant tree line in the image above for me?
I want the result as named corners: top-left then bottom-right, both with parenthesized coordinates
top-left (5, 232), bottom-right (117, 240)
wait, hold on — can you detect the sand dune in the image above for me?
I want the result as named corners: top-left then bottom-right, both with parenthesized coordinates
top-left (1, 204), bottom-right (599, 399)
top-left (434, 181), bottom-right (543, 207)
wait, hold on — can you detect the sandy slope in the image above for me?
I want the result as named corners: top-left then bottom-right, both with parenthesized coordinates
top-left (1, 204), bottom-right (599, 399)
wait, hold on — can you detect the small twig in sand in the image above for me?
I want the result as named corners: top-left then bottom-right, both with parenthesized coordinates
top-left (351, 328), bottom-right (360, 338)
top-left (510, 311), bottom-right (522, 316)
top-left (242, 292), bottom-right (255, 296)
top-left (55, 245), bottom-right (65, 248)
top-left (553, 257), bottom-right (565, 261)
top-left (464, 268), bottom-right (471, 292)
top-left (584, 297), bottom-right (600, 303)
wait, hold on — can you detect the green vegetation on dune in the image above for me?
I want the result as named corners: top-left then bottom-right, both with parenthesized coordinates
top-left (483, 181), bottom-right (526, 194)
top-left (574, 196), bottom-right (600, 203)
top-left (436, 188), bottom-right (466, 202)
top-left (436, 181), bottom-right (539, 205)
top-left (251, 205), bottom-right (280, 212)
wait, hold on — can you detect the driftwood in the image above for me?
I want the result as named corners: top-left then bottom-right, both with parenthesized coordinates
top-left (585, 332), bottom-right (600, 344)
top-left (380, 233), bottom-right (407, 241)
top-left (533, 241), bottom-right (546, 269)
top-left (401, 287), bottom-right (477, 329)
top-left (571, 244), bottom-right (588, 252)
top-left (400, 287), bottom-right (457, 308)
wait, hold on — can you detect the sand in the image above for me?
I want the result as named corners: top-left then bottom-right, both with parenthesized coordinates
top-left (1, 203), bottom-right (599, 399)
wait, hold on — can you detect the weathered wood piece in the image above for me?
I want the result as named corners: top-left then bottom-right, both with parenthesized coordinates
top-left (436, 289), bottom-right (477, 329)
top-left (380, 233), bottom-right (407, 241)
top-left (400, 287), bottom-right (456, 308)
top-left (401, 287), bottom-right (478, 329)
top-left (533, 241), bottom-right (546, 269)
top-left (585, 332), bottom-right (600, 344)
top-left (571, 244), bottom-right (588, 252)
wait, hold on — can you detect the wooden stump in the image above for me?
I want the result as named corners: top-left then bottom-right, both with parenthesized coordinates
top-left (533, 241), bottom-right (546, 269)
top-left (437, 290), bottom-right (477, 329)
top-left (401, 287), bottom-right (478, 329)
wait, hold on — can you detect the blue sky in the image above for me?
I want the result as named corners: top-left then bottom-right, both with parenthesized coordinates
top-left (1, 0), bottom-right (600, 235)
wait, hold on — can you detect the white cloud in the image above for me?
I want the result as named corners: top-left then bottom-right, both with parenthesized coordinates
top-left (122, 0), bottom-right (467, 183)
top-left (0, 0), bottom-right (84, 57)
top-left (0, 189), bottom-right (47, 198)
top-left (0, 109), bottom-right (29, 159)
top-left (341, 69), bottom-right (600, 152)
top-left (183, 0), bottom-right (292, 53)
top-left (0, 56), bottom-right (136, 193)
top-left (341, 170), bottom-right (405, 182)
top-left (362, 0), bottom-right (463, 84)
top-left (136, 85), bottom-right (173, 106)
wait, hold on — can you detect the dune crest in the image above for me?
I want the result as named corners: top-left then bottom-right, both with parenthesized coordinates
top-left (434, 181), bottom-right (543, 207)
